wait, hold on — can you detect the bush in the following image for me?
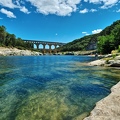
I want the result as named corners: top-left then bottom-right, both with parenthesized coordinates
top-left (16, 46), bottom-right (25, 50)
top-left (118, 45), bottom-right (120, 52)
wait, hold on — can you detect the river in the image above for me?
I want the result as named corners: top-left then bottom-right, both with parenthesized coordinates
top-left (0, 55), bottom-right (120, 120)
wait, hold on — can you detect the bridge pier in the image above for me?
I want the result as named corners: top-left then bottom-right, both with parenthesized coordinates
top-left (35, 43), bottom-right (39, 49)
top-left (49, 44), bottom-right (52, 54)
top-left (54, 45), bottom-right (57, 53)
top-left (43, 44), bottom-right (46, 54)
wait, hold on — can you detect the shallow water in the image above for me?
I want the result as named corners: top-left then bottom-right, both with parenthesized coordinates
top-left (0, 55), bottom-right (120, 120)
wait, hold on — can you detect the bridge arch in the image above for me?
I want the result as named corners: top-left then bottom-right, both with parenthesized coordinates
top-left (51, 45), bottom-right (55, 49)
top-left (39, 44), bottom-right (43, 49)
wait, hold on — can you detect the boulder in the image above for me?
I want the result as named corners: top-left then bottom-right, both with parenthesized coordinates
top-left (104, 54), bottom-right (112, 58)
top-left (115, 55), bottom-right (120, 60)
top-left (107, 60), bottom-right (120, 67)
top-left (88, 59), bottom-right (106, 66)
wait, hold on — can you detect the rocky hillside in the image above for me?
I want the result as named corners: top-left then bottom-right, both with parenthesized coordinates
top-left (59, 20), bottom-right (120, 54)
top-left (59, 33), bottom-right (99, 51)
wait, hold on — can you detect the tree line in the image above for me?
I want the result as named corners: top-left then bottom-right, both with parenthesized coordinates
top-left (0, 25), bottom-right (33, 49)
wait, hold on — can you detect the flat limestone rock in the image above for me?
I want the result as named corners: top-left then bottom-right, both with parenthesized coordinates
top-left (88, 59), bottom-right (106, 66)
top-left (115, 55), bottom-right (120, 60)
top-left (0, 47), bottom-right (42, 56)
top-left (84, 82), bottom-right (120, 120)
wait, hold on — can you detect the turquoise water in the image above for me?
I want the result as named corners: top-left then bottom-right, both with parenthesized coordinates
top-left (0, 56), bottom-right (120, 120)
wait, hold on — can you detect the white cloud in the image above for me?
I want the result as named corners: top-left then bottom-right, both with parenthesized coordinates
top-left (84, 0), bottom-right (89, 2)
top-left (87, 0), bottom-right (119, 9)
top-left (20, 6), bottom-right (30, 14)
top-left (0, 0), bottom-right (30, 15)
top-left (80, 8), bottom-right (88, 13)
top-left (82, 29), bottom-right (102, 35)
top-left (89, 0), bottom-right (101, 4)
top-left (82, 31), bottom-right (90, 36)
top-left (116, 9), bottom-right (120, 12)
top-left (101, 0), bottom-right (118, 9)
top-left (0, 0), bottom-right (17, 9)
top-left (27, 0), bottom-right (81, 16)
top-left (92, 29), bottom-right (102, 34)
top-left (0, 8), bottom-right (16, 18)
top-left (82, 31), bottom-right (87, 34)
top-left (80, 8), bottom-right (97, 14)
top-left (0, 17), bottom-right (3, 19)
top-left (14, 0), bottom-right (25, 6)
top-left (90, 9), bottom-right (97, 12)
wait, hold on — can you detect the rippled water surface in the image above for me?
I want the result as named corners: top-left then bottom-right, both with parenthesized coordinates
top-left (0, 56), bottom-right (120, 120)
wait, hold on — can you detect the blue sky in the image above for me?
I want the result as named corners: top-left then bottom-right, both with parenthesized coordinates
top-left (0, 0), bottom-right (120, 43)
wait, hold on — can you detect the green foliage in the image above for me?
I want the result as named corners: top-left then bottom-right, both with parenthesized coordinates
top-left (118, 45), bottom-right (120, 52)
top-left (59, 20), bottom-right (120, 54)
top-left (97, 20), bottom-right (120, 54)
top-left (58, 34), bottom-right (98, 52)
top-left (0, 25), bottom-right (6, 45)
top-left (0, 25), bottom-right (33, 49)
top-left (97, 35), bottom-right (115, 54)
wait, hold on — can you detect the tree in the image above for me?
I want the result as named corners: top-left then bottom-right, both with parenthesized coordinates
top-left (114, 24), bottom-right (120, 48)
top-left (97, 35), bottom-right (115, 54)
top-left (5, 33), bottom-right (16, 47)
top-left (0, 25), bottom-right (6, 45)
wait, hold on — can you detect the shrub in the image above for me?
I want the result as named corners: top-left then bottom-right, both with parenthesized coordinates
top-left (118, 45), bottom-right (120, 52)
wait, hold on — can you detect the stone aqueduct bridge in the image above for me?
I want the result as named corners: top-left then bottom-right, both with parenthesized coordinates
top-left (23, 40), bottom-right (66, 53)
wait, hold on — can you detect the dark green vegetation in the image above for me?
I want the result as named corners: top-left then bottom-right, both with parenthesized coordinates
top-left (59, 34), bottom-right (98, 52)
top-left (0, 25), bottom-right (33, 50)
top-left (59, 20), bottom-right (120, 54)
top-left (98, 20), bottom-right (120, 54)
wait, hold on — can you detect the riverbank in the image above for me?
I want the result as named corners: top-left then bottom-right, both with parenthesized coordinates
top-left (0, 47), bottom-right (42, 56)
top-left (88, 54), bottom-right (120, 67)
top-left (84, 81), bottom-right (120, 120)
top-left (84, 55), bottom-right (120, 120)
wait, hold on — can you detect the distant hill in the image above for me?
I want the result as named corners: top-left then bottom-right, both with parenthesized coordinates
top-left (59, 20), bottom-right (120, 54)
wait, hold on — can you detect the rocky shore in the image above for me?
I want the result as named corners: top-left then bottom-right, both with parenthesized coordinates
top-left (84, 55), bottom-right (120, 120)
top-left (0, 47), bottom-right (42, 56)
top-left (84, 81), bottom-right (120, 120)
top-left (88, 54), bottom-right (120, 67)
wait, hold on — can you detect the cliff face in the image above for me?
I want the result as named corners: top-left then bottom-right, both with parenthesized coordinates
top-left (86, 40), bottom-right (97, 50)
top-left (84, 81), bottom-right (120, 120)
